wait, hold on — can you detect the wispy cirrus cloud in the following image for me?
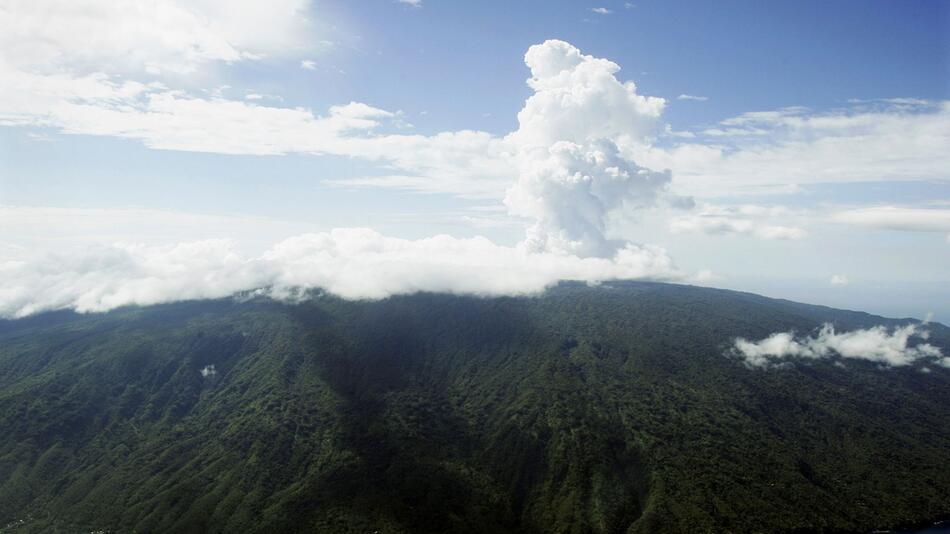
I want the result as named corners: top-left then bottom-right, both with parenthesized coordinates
top-left (831, 206), bottom-right (950, 241)
top-left (641, 101), bottom-right (950, 197)
top-left (669, 204), bottom-right (807, 240)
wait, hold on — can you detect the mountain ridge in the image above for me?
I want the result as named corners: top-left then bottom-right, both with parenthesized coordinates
top-left (0, 281), bottom-right (948, 533)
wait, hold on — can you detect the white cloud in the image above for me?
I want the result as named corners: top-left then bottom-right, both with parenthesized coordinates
top-left (504, 40), bottom-right (671, 257)
top-left (2, 0), bottom-right (947, 209)
top-left (328, 101), bottom-right (396, 121)
top-left (300, 59), bottom-right (317, 70)
top-left (0, 229), bottom-right (679, 319)
top-left (644, 100), bottom-right (950, 197)
top-left (6, 18), bottom-right (944, 209)
top-left (0, 205), bottom-right (317, 255)
top-left (0, 0), bottom-right (311, 75)
top-left (0, 59), bottom-right (513, 198)
top-left (507, 138), bottom-right (671, 257)
top-left (676, 94), bottom-right (708, 102)
top-left (510, 40), bottom-right (665, 149)
top-left (590, 7), bottom-right (612, 15)
top-left (244, 92), bottom-right (283, 102)
top-left (326, 40), bottom-right (674, 254)
top-left (832, 206), bottom-right (950, 237)
top-left (6, 29), bottom-right (946, 318)
top-left (0, 44), bottom-right (684, 318)
top-left (670, 216), bottom-right (805, 240)
top-left (2, 42), bottom-right (689, 323)
top-left (334, 130), bottom-right (513, 199)
top-left (669, 204), bottom-right (807, 240)
top-left (26, 131), bottom-right (55, 142)
top-left (0, 45), bottom-right (685, 320)
top-left (0, 68), bottom-right (412, 156)
top-left (732, 323), bottom-right (943, 368)
top-left (830, 274), bottom-right (849, 286)
top-left (691, 269), bottom-right (722, 282)
top-left (846, 97), bottom-right (930, 107)
top-left (396, 0), bottom-right (422, 7)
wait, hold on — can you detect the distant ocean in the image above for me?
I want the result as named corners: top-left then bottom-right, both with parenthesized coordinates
top-left (898, 521), bottom-right (950, 534)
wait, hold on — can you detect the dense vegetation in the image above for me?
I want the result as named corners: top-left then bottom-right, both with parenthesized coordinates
top-left (0, 282), bottom-right (948, 533)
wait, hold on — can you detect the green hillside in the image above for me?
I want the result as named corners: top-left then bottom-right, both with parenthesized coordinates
top-left (0, 282), bottom-right (948, 533)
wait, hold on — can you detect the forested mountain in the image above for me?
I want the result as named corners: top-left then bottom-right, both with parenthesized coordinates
top-left (1, 282), bottom-right (948, 533)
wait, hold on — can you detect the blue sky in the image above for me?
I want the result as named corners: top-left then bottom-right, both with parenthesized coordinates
top-left (0, 0), bottom-right (948, 320)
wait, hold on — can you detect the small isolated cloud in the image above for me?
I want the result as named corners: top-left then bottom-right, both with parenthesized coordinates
top-left (677, 94), bottom-right (708, 102)
top-left (244, 92), bottom-right (282, 102)
top-left (26, 132), bottom-right (55, 142)
top-left (846, 97), bottom-right (930, 107)
top-left (691, 269), bottom-right (722, 283)
top-left (830, 274), bottom-right (849, 286)
top-left (396, 0), bottom-right (422, 7)
top-left (590, 7), bottom-right (612, 15)
top-left (731, 323), bottom-right (943, 368)
top-left (299, 59), bottom-right (317, 70)
top-left (200, 364), bottom-right (217, 377)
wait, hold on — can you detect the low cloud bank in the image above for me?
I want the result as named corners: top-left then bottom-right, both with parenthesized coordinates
top-left (0, 228), bottom-right (679, 319)
top-left (732, 323), bottom-right (943, 368)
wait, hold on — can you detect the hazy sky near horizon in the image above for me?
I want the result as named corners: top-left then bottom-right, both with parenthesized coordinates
top-left (1, 0), bottom-right (948, 320)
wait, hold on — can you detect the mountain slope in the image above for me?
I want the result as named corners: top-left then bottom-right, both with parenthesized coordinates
top-left (0, 282), bottom-right (948, 533)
